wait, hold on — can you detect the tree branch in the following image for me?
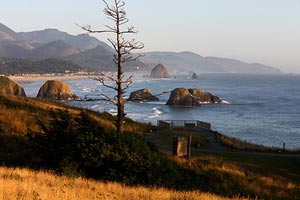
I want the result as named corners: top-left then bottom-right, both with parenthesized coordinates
top-left (101, 93), bottom-right (117, 105)
top-left (94, 76), bottom-right (118, 91)
top-left (76, 23), bottom-right (115, 34)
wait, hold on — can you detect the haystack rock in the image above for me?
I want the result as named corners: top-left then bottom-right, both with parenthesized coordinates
top-left (166, 88), bottom-right (221, 107)
top-left (129, 88), bottom-right (159, 101)
top-left (36, 80), bottom-right (78, 100)
top-left (0, 76), bottom-right (26, 97)
top-left (150, 64), bottom-right (170, 78)
top-left (192, 73), bottom-right (198, 79)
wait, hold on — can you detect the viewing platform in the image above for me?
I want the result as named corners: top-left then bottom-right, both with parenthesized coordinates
top-left (157, 120), bottom-right (211, 131)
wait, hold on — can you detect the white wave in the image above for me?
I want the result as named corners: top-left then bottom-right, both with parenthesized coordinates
top-left (82, 88), bottom-right (91, 91)
top-left (153, 107), bottom-right (163, 115)
top-left (90, 105), bottom-right (102, 109)
top-left (127, 113), bottom-right (148, 121)
top-left (221, 100), bottom-right (231, 104)
top-left (148, 107), bottom-right (163, 119)
top-left (145, 101), bottom-right (166, 105)
top-left (108, 109), bottom-right (118, 115)
top-left (199, 101), bottom-right (210, 105)
top-left (90, 105), bottom-right (105, 112)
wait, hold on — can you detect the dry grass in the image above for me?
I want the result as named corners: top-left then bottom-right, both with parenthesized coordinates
top-left (184, 154), bottom-right (300, 199)
top-left (214, 131), bottom-right (300, 152)
top-left (0, 107), bottom-right (41, 134)
top-left (0, 95), bottom-right (149, 135)
top-left (0, 167), bottom-right (248, 200)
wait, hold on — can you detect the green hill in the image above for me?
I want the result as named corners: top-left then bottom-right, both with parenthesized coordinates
top-left (0, 57), bottom-right (82, 75)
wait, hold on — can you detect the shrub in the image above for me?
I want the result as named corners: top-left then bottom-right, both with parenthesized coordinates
top-left (32, 110), bottom-right (191, 188)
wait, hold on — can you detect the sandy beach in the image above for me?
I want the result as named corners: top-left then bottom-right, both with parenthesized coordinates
top-left (9, 74), bottom-right (94, 83)
top-left (8, 72), bottom-right (140, 83)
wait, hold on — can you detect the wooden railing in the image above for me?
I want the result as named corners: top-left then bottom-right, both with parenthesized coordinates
top-left (157, 120), bottom-right (211, 130)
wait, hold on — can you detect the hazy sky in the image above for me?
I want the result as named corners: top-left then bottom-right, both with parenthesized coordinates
top-left (2, 0), bottom-right (300, 73)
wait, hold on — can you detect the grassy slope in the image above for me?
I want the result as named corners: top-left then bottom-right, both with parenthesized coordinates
top-left (0, 95), bottom-right (148, 135)
top-left (1, 95), bottom-right (300, 199)
top-left (187, 153), bottom-right (300, 199)
top-left (0, 167), bottom-right (249, 200)
top-left (147, 130), bottom-right (300, 199)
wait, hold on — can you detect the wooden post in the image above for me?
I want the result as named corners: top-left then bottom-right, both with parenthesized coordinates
top-left (187, 135), bottom-right (192, 159)
top-left (173, 136), bottom-right (178, 156)
top-left (173, 135), bottom-right (192, 158)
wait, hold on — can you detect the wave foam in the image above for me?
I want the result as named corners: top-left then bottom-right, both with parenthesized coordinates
top-left (145, 101), bottom-right (166, 105)
top-left (108, 109), bottom-right (117, 115)
top-left (148, 107), bottom-right (163, 119)
top-left (221, 100), bottom-right (230, 104)
top-left (153, 107), bottom-right (163, 115)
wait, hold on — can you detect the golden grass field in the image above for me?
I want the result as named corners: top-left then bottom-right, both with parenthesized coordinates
top-left (0, 167), bottom-right (250, 200)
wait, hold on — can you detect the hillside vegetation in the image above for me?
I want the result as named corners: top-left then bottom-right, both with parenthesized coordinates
top-left (0, 57), bottom-right (82, 75)
top-left (0, 95), bottom-right (300, 199)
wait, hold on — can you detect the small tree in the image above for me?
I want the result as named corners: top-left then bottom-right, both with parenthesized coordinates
top-left (79, 0), bottom-right (144, 133)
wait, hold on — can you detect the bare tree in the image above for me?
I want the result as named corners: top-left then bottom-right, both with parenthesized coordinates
top-left (79, 0), bottom-right (144, 133)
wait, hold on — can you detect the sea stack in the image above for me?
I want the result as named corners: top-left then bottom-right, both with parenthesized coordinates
top-left (192, 73), bottom-right (198, 79)
top-left (36, 80), bottom-right (78, 100)
top-left (166, 88), bottom-right (221, 107)
top-left (0, 76), bottom-right (26, 97)
top-left (128, 88), bottom-right (159, 101)
top-left (150, 64), bottom-right (170, 78)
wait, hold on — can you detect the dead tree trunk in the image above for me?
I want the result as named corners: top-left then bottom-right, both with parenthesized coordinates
top-left (79, 0), bottom-right (144, 133)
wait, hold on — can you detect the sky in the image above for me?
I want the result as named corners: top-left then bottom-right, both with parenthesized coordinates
top-left (1, 0), bottom-right (300, 73)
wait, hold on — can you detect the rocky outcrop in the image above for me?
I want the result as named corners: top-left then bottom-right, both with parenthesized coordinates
top-left (129, 88), bottom-right (159, 101)
top-left (36, 80), bottom-right (78, 100)
top-left (166, 88), bottom-right (221, 107)
top-left (150, 64), bottom-right (170, 78)
top-left (0, 76), bottom-right (26, 97)
top-left (192, 73), bottom-right (198, 79)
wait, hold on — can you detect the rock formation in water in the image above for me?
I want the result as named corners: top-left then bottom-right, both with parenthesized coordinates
top-left (192, 73), bottom-right (198, 79)
top-left (128, 88), bottom-right (159, 101)
top-left (150, 64), bottom-right (170, 78)
top-left (36, 80), bottom-right (78, 100)
top-left (0, 76), bottom-right (26, 97)
top-left (166, 88), bottom-right (221, 107)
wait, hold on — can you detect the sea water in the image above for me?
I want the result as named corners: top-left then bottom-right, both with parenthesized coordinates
top-left (21, 74), bottom-right (300, 149)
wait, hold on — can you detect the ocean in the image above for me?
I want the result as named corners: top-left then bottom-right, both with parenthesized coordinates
top-left (21, 74), bottom-right (300, 149)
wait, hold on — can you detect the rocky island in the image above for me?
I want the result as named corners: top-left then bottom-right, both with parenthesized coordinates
top-left (0, 76), bottom-right (26, 97)
top-left (36, 80), bottom-right (78, 100)
top-left (166, 88), bottom-right (221, 107)
top-left (128, 88), bottom-right (159, 101)
top-left (150, 64), bottom-right (170, 78)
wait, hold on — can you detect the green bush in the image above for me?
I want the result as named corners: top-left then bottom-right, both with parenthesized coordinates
top-left (32, 110), bottom-right (192, 188)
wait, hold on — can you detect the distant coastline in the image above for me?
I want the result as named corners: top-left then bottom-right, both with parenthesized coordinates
top-left (9, 73), bottom-right (95, 83)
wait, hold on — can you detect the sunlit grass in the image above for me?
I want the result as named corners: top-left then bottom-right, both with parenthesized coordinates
top-left (0, 95), bottom-right (149, 135)
top-left (185, 153), bottom-right (300, 199)
top-left (0, 167), bottom-right (248, 200)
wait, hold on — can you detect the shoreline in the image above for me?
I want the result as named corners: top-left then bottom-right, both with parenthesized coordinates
top-left (9, 74), bottom-right (93, 83)
top-left (8, 72), bottom-right (144, 83)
